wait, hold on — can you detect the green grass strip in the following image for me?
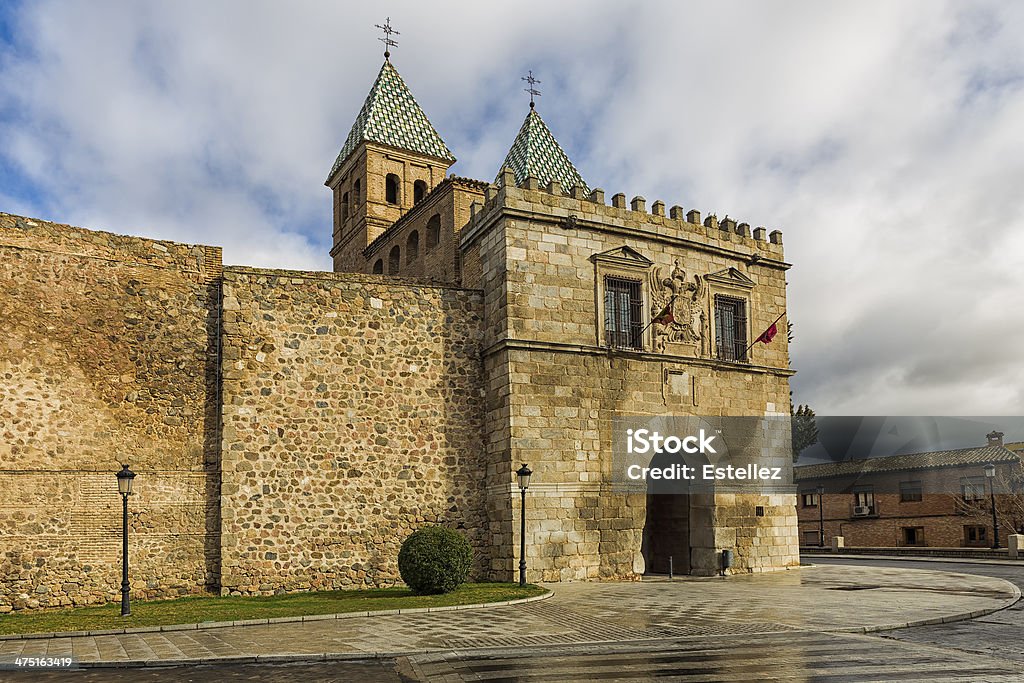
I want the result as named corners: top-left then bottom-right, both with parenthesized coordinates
top-left (0, 583), bottom-right (546, 636)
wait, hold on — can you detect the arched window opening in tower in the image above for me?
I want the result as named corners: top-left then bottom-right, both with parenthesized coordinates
top-left (413, 180), bottom-right (427, 204)
top-left (386, 174), bottom-right (401, 205)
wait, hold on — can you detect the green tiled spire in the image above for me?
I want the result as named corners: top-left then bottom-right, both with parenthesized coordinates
top-left (327, 60), bottom-right (455, 181)
top-left (496, 109), bottom-right (587, 192)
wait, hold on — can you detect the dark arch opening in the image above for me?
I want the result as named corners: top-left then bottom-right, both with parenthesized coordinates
top-left (406, 231), bottom-right (419, 264)
top-left (426, 214), bottom-right (441, 250)
top-left (386, 174), bottom-right (401, 205)
top-left (413, 180), bottom-right (427, 204)
top-left (388, 245), bottom-right (401, 274)
top-left (372, 259), bottom-right (383, 274)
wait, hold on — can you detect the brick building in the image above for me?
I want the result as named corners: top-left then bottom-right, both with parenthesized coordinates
top-left (795, 432), bottom-right (1024, 549)
top-left (1, 49), bottom-right (799, 611)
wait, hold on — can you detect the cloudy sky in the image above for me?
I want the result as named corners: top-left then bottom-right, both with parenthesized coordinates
top-left (1, 1), bottom-right (1022, 417)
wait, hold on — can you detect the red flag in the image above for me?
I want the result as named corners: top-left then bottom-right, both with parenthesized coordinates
top-left (757, 322), bottom-right (778, 344)
top-left (652, 301), bottom-right (674, 325)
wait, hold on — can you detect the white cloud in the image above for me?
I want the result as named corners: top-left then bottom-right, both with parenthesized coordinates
top-left (1, 0), bottom-right (1022, 415)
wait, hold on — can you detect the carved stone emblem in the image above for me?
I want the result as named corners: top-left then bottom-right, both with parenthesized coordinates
top-left (649, 260), bottom-right (705, 355)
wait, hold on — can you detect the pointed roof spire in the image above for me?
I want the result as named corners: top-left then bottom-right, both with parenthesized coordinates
top-left (327, 59), bottom-right (455, 182)
top-left (496, 107), bottom-right (588, 192)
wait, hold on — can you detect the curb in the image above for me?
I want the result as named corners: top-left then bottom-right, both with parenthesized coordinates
top-left (0, 590), bottom-right (552, 642)
top-left (830, 573), bottom-right (1022, 634)
top-left (811, 553), bottom-right (1024, 567)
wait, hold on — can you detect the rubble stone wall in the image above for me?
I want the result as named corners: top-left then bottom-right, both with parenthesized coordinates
top-left (0, 213), bottom-right (222, 612)
top-left (217, 267), bottom-right (488, 594)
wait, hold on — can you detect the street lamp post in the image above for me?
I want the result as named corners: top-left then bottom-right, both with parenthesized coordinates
top-left (116, 464), bottom-right (136, 617)
top-left (817, 485), bottom-right (825, 547)
top-left (516, 464), bottom-right (532, 587)
top-left (985, 463), bottom-right (1000, 550)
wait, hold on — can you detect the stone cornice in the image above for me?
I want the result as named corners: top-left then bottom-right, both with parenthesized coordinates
top-left (481, 337), bottom-right (796, 377)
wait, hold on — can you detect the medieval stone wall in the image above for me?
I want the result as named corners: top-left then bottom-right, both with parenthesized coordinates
top-left (218, 267), bottom-right (489, 594)
top-left (0, 213), bottom-right (222, 612)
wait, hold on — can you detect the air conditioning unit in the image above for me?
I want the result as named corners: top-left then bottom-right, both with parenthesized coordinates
top-left (853, 505), bottom-right (871, 516)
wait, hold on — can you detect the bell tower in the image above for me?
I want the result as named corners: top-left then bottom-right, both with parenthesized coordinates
top-left (326, 43), bottom-right (455, 273)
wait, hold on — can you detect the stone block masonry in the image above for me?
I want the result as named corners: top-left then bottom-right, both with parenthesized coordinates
top-left (218, 267), bottom-right (488, 595)
top-left (0, 213), bottom-right (222, 612)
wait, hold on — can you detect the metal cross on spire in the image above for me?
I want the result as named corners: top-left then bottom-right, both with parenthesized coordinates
top-left (375, 17), bottom-right (400, 60)
top-left (522, 70), bottom-right (541, 109)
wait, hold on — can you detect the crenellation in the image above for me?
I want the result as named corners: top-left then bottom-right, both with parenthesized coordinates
top-left (651, 200), bottom-right (665, 217)
top-left (753, 227), bottom-right (767, 242)
top-left (769, 230), bottom-right (784, 245)
top-left (670, 205), bottom-right (685, 220)
top-left (571, 185), bottom-right (587, 200)
top-left (524, 175), bottom-right (539, 190)
top-left (704, 214), bottom-right (719, 229)
top-left (630, 196), bottom-right (646, 213)
top-left (687, 209), bottom-right (701, 224)
top-left (589, 188), bottom-right (605, 204)
top-left (546, 180), bottom-right (563, 196)
top-left (611, 193), bottom-right (627, 209)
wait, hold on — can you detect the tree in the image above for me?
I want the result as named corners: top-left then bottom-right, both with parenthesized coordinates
top-left (790, 392), bottom-right (818, 463)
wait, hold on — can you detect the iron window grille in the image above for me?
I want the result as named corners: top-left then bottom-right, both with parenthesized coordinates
top-left (714, 295), bottom-right (748, 362)
top-left (604, 276), bottom-right (643, 351)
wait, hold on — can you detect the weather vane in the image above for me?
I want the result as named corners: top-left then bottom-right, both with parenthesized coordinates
top-left (375, 17), bottom-right (400, 60)
top-left (522, 70), bottom-right (541, 109)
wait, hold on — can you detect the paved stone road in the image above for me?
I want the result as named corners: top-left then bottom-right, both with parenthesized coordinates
top-left (1, 562), bottom-right (1021, 681)
top-left (403, 631), bottom-right (1024, 682)
top-left (0, 564), bottom-right (1013, 665)
top-left (818, 557), bottom-right (1024, 663)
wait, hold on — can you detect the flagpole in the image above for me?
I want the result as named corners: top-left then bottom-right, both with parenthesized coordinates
top-left (741, 310), bottom-right (786, 359)
top-left (640, 294), bottom-right (678, 336)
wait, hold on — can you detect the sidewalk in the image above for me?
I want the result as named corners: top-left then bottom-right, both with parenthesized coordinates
top-left (0, 564), bottom-right (1017, 668)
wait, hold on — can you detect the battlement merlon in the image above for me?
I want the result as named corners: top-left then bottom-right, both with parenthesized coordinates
top-left (460, 170), bottom-right (788, 268)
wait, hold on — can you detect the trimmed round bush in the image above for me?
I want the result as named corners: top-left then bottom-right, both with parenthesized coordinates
top-left (398, 525), bottom-right (473, 594)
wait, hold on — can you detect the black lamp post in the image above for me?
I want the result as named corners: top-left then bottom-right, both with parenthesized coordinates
top-left (817, 485), bottom-right (825, 547)
top-left (985, 463), bottom-right (1000, 549)
top-left (516, 464), bottom-right (532, 587)
top-left (116, 464), bottom-right (136, 616)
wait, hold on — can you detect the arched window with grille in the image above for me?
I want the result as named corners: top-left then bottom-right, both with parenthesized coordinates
top-left (406, 231), bottom-right (419, 264)
top-left (426, 214), bottom-right (441, 250)
top-left (388, 245), bottom-right (401, 274)
top-left (386, 174), bottom-right (401, 205)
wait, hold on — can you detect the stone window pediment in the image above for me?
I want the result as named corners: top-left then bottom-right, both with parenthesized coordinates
top-left (705, 267), bottom-right (755, 289)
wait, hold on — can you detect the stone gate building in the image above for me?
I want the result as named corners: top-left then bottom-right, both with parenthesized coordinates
top-left (0, 53), bottom-right (798, 611)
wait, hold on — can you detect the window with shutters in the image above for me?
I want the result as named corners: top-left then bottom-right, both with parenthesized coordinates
top-left (604, 276), bottom-right (643, 350)
top-left (714, 295), bottom-right (747, 361)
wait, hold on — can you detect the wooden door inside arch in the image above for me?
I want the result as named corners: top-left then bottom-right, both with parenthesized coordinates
top-left (642, 493), bottom-right (690, 575)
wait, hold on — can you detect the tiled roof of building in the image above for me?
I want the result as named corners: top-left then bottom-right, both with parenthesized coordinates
top-left (794, 446), bottom-right (1020, 481)
top-left (496, 109), bottom-right (587, 192)
top-left (327, 60), bottom-right (455, 182)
